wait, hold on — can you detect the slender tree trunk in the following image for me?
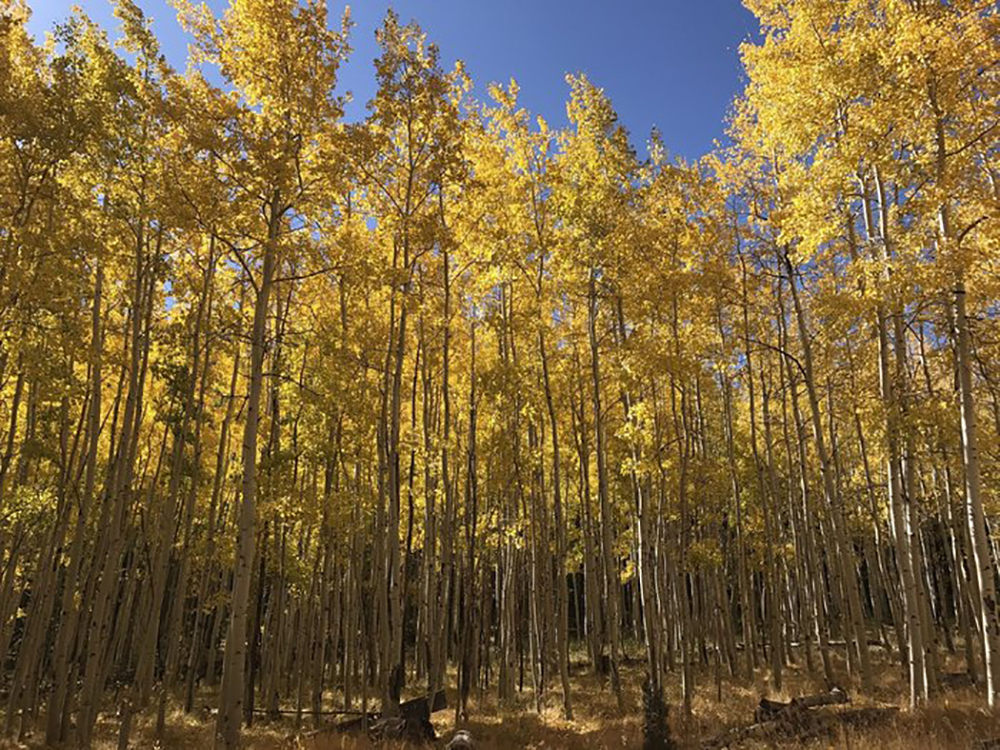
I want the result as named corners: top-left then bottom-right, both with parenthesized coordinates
top-left (216, 196), bottom-right (280, 750)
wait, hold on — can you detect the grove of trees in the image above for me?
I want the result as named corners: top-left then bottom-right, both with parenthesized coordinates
top-left (0, 0), bottom-right (997, 746)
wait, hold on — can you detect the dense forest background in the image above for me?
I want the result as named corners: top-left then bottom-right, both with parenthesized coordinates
top-left (0, 0), bottom-right (997, 747)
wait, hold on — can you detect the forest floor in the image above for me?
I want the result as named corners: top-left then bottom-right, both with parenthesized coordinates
top-left (3, 645), bottom-right (1000, 749)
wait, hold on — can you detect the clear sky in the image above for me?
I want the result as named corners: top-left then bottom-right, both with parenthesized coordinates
top-left (27, 0), bottom-right (759, 160)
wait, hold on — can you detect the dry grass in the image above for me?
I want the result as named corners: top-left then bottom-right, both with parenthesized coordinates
top-left (3, 646), bottom-right (999, 749)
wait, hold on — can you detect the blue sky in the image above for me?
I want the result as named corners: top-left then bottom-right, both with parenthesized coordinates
top-left (27, 0), bottom-right (759, 159)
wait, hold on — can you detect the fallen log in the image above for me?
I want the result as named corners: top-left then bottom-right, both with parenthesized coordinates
top-left (251, 707), bottom-right (368, 716)
top-left (939, 671), bottom-right (976, 690)
top-left (786, 639), bottom-right (884, 648)
top-left (705, 688), bottom-right (899, 749)
top-left (837, 706), bottom-right (899, 728)
top-left (703, 717), bottom-right (825, 749)
top-left (333, 689), bottom-right (447, 734)
top-left (705, 706), bottom-right (899, 749)
top-left (754, 687), bottom-right (849, 723)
